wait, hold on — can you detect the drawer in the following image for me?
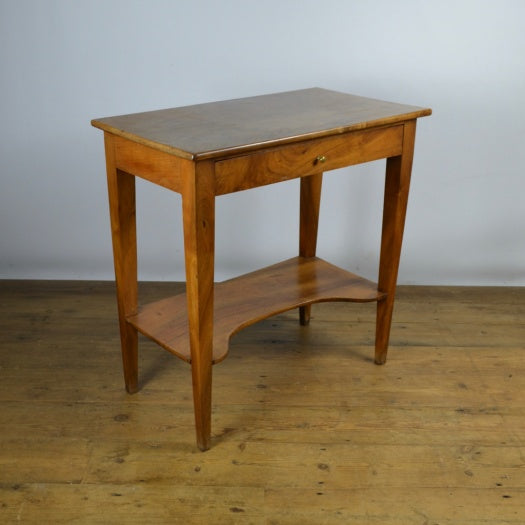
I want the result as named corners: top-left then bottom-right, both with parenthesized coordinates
top-left (214, 124), bottom-right (404, 195)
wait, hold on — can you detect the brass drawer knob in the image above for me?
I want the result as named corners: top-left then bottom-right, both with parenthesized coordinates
top-left (315, 155), bottom-right (326, 164)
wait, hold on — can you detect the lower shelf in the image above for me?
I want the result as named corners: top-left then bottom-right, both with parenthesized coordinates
top-left (127, 256), bottom-right (386, 364)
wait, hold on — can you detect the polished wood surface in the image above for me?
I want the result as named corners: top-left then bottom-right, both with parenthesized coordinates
top-left (91, 88), bottom-right (430, 160)
top-left (111, 134), bottom-right (190, 193)
top-left (127, 257), bottom-right (385, 364)
top-left (104, 136), bottom-right (139, 393)
top-left (214, 124), bottom-right (403, 195)
top-left (181, 160), bottom-right (216, 451)
top-left (92, 89), bottom-right (431, 449)
top-left (375, 119), bottom-right (417, 364)
top-left (1, 281), bottom-right (524, 523)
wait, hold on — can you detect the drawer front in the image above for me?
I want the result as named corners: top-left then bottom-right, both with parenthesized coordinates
top-left (215, 124), bottom-right (404, 195)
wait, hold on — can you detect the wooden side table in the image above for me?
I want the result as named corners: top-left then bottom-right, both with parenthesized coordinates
top-left (92, 88), bottom-right (431, 450)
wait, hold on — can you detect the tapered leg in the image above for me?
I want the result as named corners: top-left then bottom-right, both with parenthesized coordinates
top-left (375, 120), bottom-right (417, 364)
top-left (299, 173), bottom-right (323, 325)
top-left (182, 161), bottom-right (215, 451)
top-left (104, 134), bottom-right (139, 393)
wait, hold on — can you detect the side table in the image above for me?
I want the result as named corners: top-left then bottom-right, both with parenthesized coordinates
top-left (92, 88), bottom-right (431, 450)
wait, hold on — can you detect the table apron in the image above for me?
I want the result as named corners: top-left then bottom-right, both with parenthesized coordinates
top-left (111, 134), bottom-right (191, 193)
top-left (214, 124), bottom-right (404, 195)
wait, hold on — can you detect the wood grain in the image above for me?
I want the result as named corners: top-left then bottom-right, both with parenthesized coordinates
top-left (375, 120), bottom-right (417, 365)
top-left (111, 134), bottom-right (192, 193)
top-left (1, 281), bottom-right (523, 523)
top-left (214, 125), bottom-right (403, 194)
top-left (181, 160), bottom-right (216, 450)
top-left (105, 135), bottom-right (139, 393)
top-left (92, 89), bottom-right (431, 451)
top-left (127, 257), bottom-right (385, 364)
top-left (91, 88), bottom-right (430, 160)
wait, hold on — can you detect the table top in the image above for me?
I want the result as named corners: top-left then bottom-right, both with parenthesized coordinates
top-left (92, 88), bottom-right (431, 161)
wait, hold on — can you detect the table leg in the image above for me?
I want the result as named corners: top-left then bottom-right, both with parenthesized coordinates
top-left (298, 173), bottom-right (323, 325)
top-left (375, 120), bottom-right (417, 364)
top-left (182, 161), bottom-right (215, 451)
top-left (104, 134), bottom-right (139, 393)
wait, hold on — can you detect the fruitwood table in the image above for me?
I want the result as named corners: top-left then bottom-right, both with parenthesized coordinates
top-left (92, 88), bottom-right (431, 450)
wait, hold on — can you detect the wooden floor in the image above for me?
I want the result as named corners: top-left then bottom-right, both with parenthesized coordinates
top-left (0, 281), bottom-right (524, 524)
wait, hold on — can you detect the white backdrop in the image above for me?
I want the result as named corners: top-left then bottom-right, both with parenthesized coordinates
top-left (1, 0), bottom-right (524, 285)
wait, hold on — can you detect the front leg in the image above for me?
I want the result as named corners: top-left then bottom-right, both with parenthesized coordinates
top-left (182, 161), bottom-right (216, 451)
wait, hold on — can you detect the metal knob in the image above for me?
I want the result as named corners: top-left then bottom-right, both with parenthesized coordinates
top-left (315, 155), bottom-right (326, 164)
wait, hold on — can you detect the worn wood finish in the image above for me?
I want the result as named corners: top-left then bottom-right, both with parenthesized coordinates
top-left (375, 120), bottom-right (417, 365)
top-left (127, 257), bottom-right (384, 364)
top-left (92, 89), bottom-right (431, 449)
top-left (91, 88), bottom-right (431, 160)
top-left (1, 281), bottom-right (524, 523)
top-left (104, 135), bottom-right (139, 393)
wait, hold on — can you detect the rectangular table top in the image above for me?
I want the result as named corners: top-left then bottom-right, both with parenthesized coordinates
top-left (91, 88), bottom-right (431, 161)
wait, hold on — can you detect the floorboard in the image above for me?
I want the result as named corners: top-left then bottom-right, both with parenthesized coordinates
top-left (0, 281), bottom-right (524, 524)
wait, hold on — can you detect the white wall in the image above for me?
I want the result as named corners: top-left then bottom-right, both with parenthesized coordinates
top-left (1, 0), bottom-right (524, 285)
